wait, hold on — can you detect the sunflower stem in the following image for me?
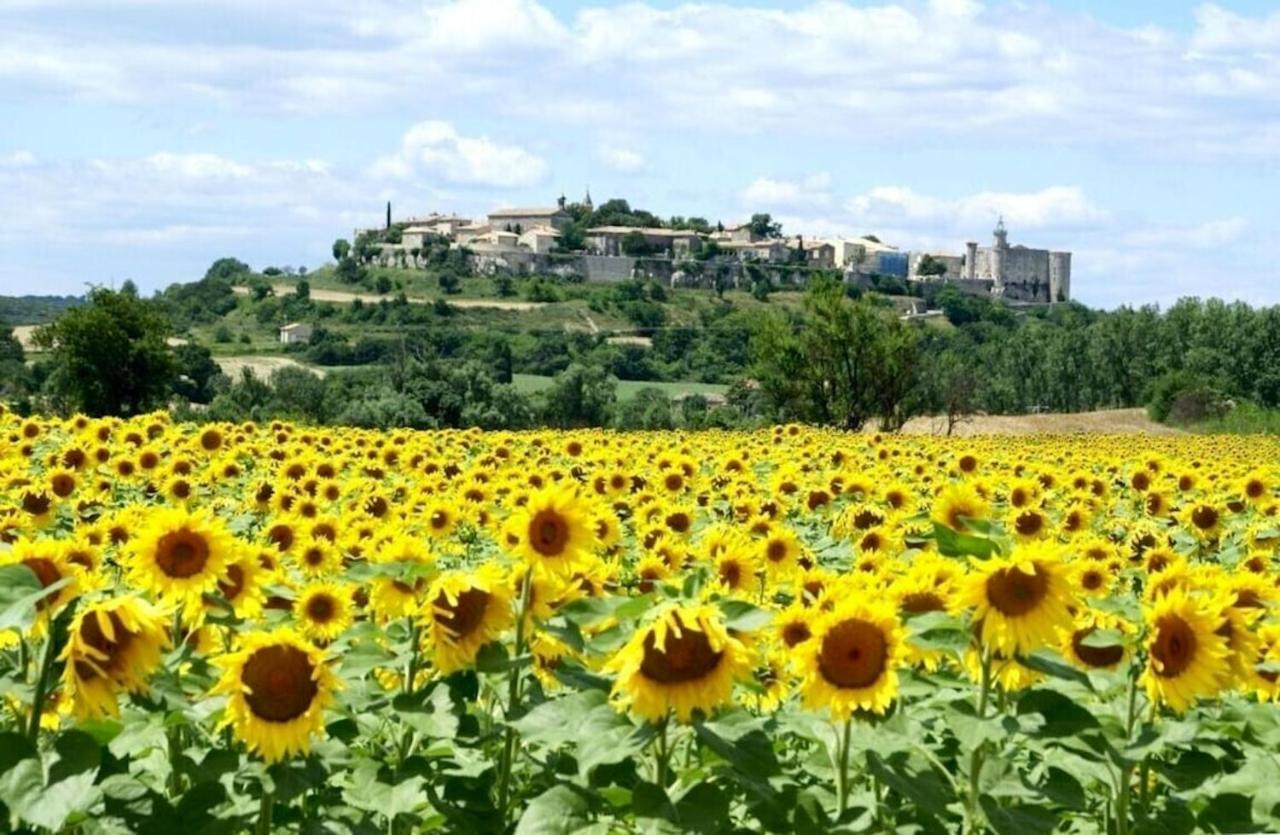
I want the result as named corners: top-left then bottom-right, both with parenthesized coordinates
top-left (834, 716), bottom-right (853, 820)
top-left (496, 566), bottom-right (534, 826)
top-left (1115, 665), bottom-right (1140, 835)
top-left (965, 645), bottom-right (993, 834)
top-left (255, 784), bottom-right (274, 835)
top-left (26, 632), bottom-right (57, 743)
top-left (654, 713), bottom-right (674, 787)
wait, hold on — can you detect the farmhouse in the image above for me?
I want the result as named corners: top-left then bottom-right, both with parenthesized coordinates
top-left (585, 227), bottom-right (703, 257)
top-left (487, 204), bottom-right (571, 232)
top-left (279, 322), bottom-right (313, 345)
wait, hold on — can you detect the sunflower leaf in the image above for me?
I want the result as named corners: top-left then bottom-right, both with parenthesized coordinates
top-left (1015, 651), bottom-right (1094, 689)
top-left (1079, 628), bottom-right (1125, 649)
top-left (717, 599), bottom-right (772, 632)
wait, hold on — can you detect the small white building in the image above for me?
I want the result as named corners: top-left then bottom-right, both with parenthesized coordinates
top-left (519, 225), bottom-right (561, 254)
top-left (279, 323), bottom-right (314, 345)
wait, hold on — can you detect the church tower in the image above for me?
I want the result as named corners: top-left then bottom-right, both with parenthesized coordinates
top-left (991, 216), bottom-right (1008, 292)
top-left (583, 187), bottom-right (594, 212)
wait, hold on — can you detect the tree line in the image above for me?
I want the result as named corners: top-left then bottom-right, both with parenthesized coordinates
top-left (7, 272), bottom-right (1280, 432)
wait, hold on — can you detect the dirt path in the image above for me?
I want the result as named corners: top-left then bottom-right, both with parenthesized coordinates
top-left (215, 355), bottom-right (325, 379)
top-left (233, 284), bottom-right (544, 310)
top-left (12, 325), bottom-right (36, 351)
top-left (893, 408), bottom-right (1181, 436)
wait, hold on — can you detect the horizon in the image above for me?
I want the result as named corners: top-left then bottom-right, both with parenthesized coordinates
top-left (3, 0), bottom-right (1279, 308)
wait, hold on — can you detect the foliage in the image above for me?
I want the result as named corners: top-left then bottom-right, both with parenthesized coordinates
top-left (33, 287), bottom-right (176, 416)
top-left (750, 278), bottom-right (920, 429)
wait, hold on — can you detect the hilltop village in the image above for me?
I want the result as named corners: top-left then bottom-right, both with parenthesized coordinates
top-left (348, 192), bottom-right (1072, 304)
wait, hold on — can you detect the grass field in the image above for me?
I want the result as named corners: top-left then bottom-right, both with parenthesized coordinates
top-left (511, 373), bottom-right (728, 401)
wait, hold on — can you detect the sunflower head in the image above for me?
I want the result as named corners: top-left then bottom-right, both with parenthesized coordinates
top-left (797, 598), bottom-right (902, 718)
top-left (212, 628), bottom-right (340, 763)
top-left (603, 603), bottom-right (753, 724)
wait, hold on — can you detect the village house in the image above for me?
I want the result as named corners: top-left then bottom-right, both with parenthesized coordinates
top-left (585, 226), bottom-right (703, 257)
top-left (519, 226), bottom-right (560, 255)
top-left (487, 203), bottom-right (571, 233)
top-left (790, 238), bottom-right (835, 270)
top-left (279, 322), bottom-right (313, 345)
top-left (718, 239), bottom-right (789, 263)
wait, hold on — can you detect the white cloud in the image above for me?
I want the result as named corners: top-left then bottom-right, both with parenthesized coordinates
top-left (597, 146), bottom-right (646, 174)
top-left (0, 150), bottom-right (36, 168)
top-left (741, 173), bottom-right (832, 208)
top-left (1122, 217), bottom-right (1248, 250)
top-left (369, 121), bottom-right (548, 187)
top-left (844, 185), bottom-right (1103, 230)
top-left (3, 1), bottom-right (1279, 158)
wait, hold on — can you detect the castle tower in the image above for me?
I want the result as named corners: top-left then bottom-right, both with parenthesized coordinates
top-left (1049, 251), bottom-right (1072, 303)
top-left (965, 241), bottom-right (978, 281)
top-left (990, 216), bottom-right (1008, 291)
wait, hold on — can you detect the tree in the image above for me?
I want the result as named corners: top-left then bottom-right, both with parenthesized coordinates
top-left (295, 280), bottom-right (311, 301)
top-left (332, 239), bottom-right (351, 261)
top-left (916, 254), bottom-right (948, 277)
top-left (35, 287), bottom-right (176, 416)
top-left (615, 387), bottom-right (675, 429)
top-left (438, 271), bottom-right (461, 295)
top-left (541, 363), bottom-right (616, 428)
top-left (172, 343), bottom-right (223, 404)
top-left (204, 257), bottom-right (251, 282)
top-left (748, 213), bottom-right (782, 239)
top-left (621, 230), bottom-right (654, 257)
top-left (556, 221), bottom-right (585, 252)
top-left (749, 278), bottom-right (919, 430)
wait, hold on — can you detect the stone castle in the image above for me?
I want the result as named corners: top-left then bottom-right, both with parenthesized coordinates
top-left (908, 218), bottom-right (1071, 303)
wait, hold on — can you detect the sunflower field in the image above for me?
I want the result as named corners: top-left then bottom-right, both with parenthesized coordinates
top-left (2, 411), bottom-right (1280, 834)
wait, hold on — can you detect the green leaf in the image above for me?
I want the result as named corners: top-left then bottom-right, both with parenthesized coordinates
top-left (0, 565), bottom-right (70, 631)
top-left (1079, 628), bottom-right (1125, 649)
top-left (671, 782), bottom-right (730, 834)
top-left (866, 749), bottom-right (954, 820)
top-left (514, 784), bottom-right (594, 835)
top-left (979, 796), bottom-right (1058, 835)
top-left (1016, 689), bottom-right (1101, 738)
top-left (1015, 650), bottom-right (1093, 688)
top-left (716, 599), bottom-right (772, 632)
top-left (933, 522), bottom-right (1000, 559)
top-left (20, 731), bottom-right (102, 831)
top-left (1197, 793), bottom-right (1255, 833)
top-left (695, 714), bottom-right (779, 781)
top-left (906, 611), bottom-right (971, 652)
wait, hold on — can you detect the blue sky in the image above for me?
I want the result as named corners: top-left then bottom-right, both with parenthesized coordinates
top-left (2, 0), bottom-right (1278, 308)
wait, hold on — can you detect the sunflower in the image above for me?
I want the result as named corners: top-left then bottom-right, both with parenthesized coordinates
top-left (60, 596), bottom-right (170, 719)
top-left (959, 544), bottom-right (1074, 656)
top-left (713, 545), bottom-right (757, 595)
top-left (293, 537), bottom-right (342, 579)
top-left (424, 564), bottom-right (514, 674)
top-left (1060, 608), bottom-right (1132, 671)
top-left (128, 508), bottom-right (234, 617)
top-left (932, 483), bottom-right (989, 534)
top-left (604, 603), bottom-right (752, 723)
top-left (741, 647), bottom-right (790, 713)
top-left (212, 628), bottom-right (340, 763)
top-left (1, 539), bottom-right (87, 627)
top-left (797, 597), bottom-right (903, 718)
top-left (1141, 588), bottom-right (1230, 713)
top-left (212, 552), bottom-right (265, 621)
top-left (759, 527), bottom-right (801, 579)
top-left (507, 486), bottom-right (597, 576)
top-left (294, 582), bottom-right (356, 644)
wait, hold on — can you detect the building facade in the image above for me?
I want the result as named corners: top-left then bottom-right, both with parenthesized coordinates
top-left (912, 219), bottom-right (1071, 303)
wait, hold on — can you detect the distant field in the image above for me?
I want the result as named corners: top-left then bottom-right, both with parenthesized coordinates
top-left (512, 373), bottom-right (727, 402)
top-left (893, 407), bottom-right (1182, 436)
